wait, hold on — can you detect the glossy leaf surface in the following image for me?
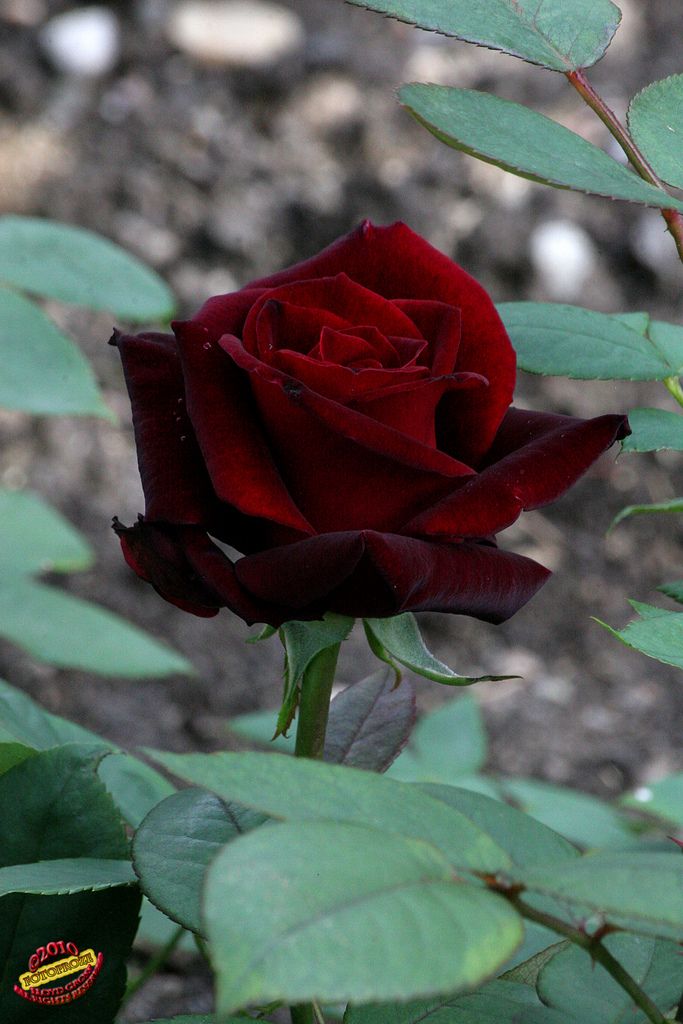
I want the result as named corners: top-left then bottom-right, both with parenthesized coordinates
top-left (0, 286), bottom-right (110, 417)
top-left (205, 820), bottom-right (522, 1014)
top-left (400, 86), bottom-right (683, 211)
top-left (628, 74), bottom-right (683, 189)
top-left (346, 0), bottom-right (620, 70)
top-left (149, 750), bottom-right (513, 874)
top-left (0, 215), bottom-right (175, 321)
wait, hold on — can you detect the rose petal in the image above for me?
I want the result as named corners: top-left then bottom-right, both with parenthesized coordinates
top-left (221, 335), bottom-right (474, 533)
top-left (254, 300), bottom-right (351, 359)
top-left (112, 330), bottom-right (216, 524)
top-left (188, 287), bottom-right (266, 342)
top-left (271, 347), bottom-right (429, 404)
top-left (235, 530), bottom-right (550, 624)
top-left (408, 408), bottom-right (630, 538)
top-left (354, 372), bottom-right (487, 446)
top-left (114, 518), bottom-right (221, 617)
top-left (392, 299), bottom-right (461, 374)
top-left (248, 222), bottom-right (515, 462)
top-left (317, 325), bottom-right (401, 367)
top-left (243, 272), bottom-right (423, 358)
top-left (172, 320), bottom-right (313, 536)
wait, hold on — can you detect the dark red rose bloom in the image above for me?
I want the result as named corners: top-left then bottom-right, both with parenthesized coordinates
top-left (112, 221), bottom-right (628, 627)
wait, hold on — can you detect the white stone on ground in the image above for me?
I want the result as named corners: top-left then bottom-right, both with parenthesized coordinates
top-left (39, 6), bottom-right (121, 77)
top-left (166, 0), bottom-right (305, 67)
top-left (530, 218), bottom-right (597, 300)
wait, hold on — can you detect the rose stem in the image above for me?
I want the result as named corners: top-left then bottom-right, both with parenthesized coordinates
top-left (566, 69), bottom-right (683, 265)
top-left (506, 894), bottom-right (667, 1024)
top-left (289, 640), bottom-right (341, 1024)
top-left (293, 643), bottom-right (341, 759)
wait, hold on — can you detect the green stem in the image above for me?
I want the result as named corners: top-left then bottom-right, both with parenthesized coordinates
top-left (294, 644), bottom-right (341, 759)
top-left (566, 69), bottom-right (683, 266)
top-left (289, 643), bottom-right (340, 1024)
top-left (509, 895), bottom-right (667, 1024)
top-left (122, 923), bottom-right (185, 1006)
top-left (664, 376), bottom-right (683, 410)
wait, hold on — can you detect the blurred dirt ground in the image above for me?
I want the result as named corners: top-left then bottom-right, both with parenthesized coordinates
top-left (2, 0), bottom-right (683, 1014)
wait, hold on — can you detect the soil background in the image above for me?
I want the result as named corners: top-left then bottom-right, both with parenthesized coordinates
top-left (2, 0), bottom-right (683, 1018)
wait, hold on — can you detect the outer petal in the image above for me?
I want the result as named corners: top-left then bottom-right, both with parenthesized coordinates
top-left (114, 518), bottom-right (288, 624)
top-left (235, 530), bottom-right (551, 624)
top-left (188, 288), bottom-right (266, 342)
top-left (220, 335), bottom-right (474, 533)
top-left (247, 221), bottom-right (515, 462)
top-left (172, 320), bottom-right (313, 536)
top-left (407, 409), bottom-right (630, 539)
top-left (114, 518), bottom-right (221, 617)
top-left (111, 330), bottom-right (215, 524)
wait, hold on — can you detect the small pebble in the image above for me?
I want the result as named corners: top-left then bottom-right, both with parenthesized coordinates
top-left (530, 218), bottom-right (597, 300)
top-left (166, 0), bottom-right (305, 67)
top-left (39, 6), bottom-right (120, 77)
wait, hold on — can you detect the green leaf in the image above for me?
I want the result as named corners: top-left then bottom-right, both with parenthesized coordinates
top-left (597, 605), bottom-right (683, 670)
top-left (133, 788), bottom-right (266, 935)
top-left (0, 742), bottom-right (35, 775)
top-left (613, 311), bottom-right (652, 334)
top-left (277, 613), bottom-right (354, 736)
top-left (227, 709), bottom-right (295, 752)
top-left (282, 614), bottom-right (354, 687)
top-left (501, 778), bottom-right (637, 849)
top-left (0, 858), bottom-right (136, 897)
top-left (0, 286), bottom-right (111, 417)
top-left (98, 753), bottom-right (175, 828)
top-left (610, 498), bottom-right (683, 530)
top-left (345, 0), bottom-right (620, 71)
top-left (537, 933), bottom-right (683, 1022)
top-left (0, 678), bottom-right (110, 748)
top-left (627, 75), bottom-right (683, 190)
top-left (420, 784), bottom-right (578, 870)
top-left (205, 820), bottom-right (522, 1015)
top-left (657, 580), bottom-right (683, 604)
top-left (498, 303), bottom-right (677, 380)
top-left (400, 86), bottom-right (683, 211)
top-left (0, 489), bottom-right (94, 577)
top-left (364, 614), bottom-right (510, 684)
top-left (501, 940), bottom-right (569, 985)
top-left (621, 408), bottom-right (683, 452)
top-left (522, 851), bottom-right (683, 940)
top-left (229, 668), bottom-right (417, 772)
top-left (620, 773), bottom-right (683, 827)
top-left (0, 744), bottom-right (140, 1024)
top-left (388, 694), bottom-right (487, 782)
top-left (0, 576), bottom-right (193, 676)
top-left (0, 216), bottom-right (175, 321)
top-left (345, 978), bottom-right (577, 1024)
top-left (148, 750), bottom-right (513, 874)
top-left (324, 668), bottom-right (416, 772)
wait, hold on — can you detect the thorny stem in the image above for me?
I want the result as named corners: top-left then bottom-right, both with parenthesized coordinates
top-left (566, 69), bottom-right (683, 266)
top-left (507, 894), bottom-right (668, 1024)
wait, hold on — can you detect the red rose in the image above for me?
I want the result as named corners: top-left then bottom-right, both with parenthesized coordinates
top-left (112, 221), bottom-right (627, 627)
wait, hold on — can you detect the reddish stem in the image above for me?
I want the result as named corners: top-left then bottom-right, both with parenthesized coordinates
top-left (566, 69), bottom-right (683, 265)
